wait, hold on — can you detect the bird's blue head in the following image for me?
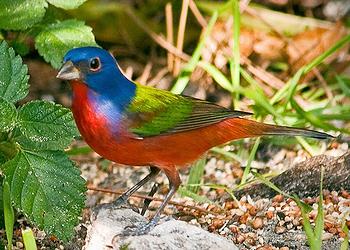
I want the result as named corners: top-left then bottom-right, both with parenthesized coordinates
top-left (57, 46), bottom-right (135, 99)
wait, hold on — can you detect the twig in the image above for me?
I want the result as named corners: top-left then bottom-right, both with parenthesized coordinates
top-left (148, 67), bottom-right (169, 87)
top-left (166, 3), bottom-right (174, 73)
top-left (124, 7), bottom-right (190, 61)
top-left (174, 0), bottom-right (190, 75)
top-left (189, 0), bottom-right (207, 28)
top-left (136, 62), bottom-right (152, 84)
top-left (87, 185), bottom-right (221, 215)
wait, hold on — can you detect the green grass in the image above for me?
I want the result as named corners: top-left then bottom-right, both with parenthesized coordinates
top-left (22, 228), bottom-right (37, 250)
top-left (3, 181), bottom-right (14, 250)
top-left (171, 11), bottom-right (218, 94)
top-left (230, 0), bottom-right (241, 108)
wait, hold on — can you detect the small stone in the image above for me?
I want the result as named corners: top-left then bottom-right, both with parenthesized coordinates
top-left (251, 217), bottom-right (264, 230)
top-left (257, 245), bottom-right (273, 250)
top-left (292, 219), bottom-right (300, 226)
top-left (249, 206), bottom-right (258, 216)
top-left (266, 211), bottom-right (274, 220)
top-left (245, 235), bottom-right (256, 246)
top-left (322, 232), bottom-right (333, 240)
top-left (211, 218), bottom-right (225, 230)
top-left (16, 242), bottom-right (24, 248)
top-left (275, 225), bottom-right (287, 234)
top-left (239, 213), bottom-right (249, 224)
top-left (235, 234), bottom-right (245, 244)
top-left (224, 201), bottom-right (237, 210)
top-left (340, 190), bottom-right (350, 199)
top-left (272, 194), bottom-right (284, 203)
top-left (229, 225), bottom-right (239, 233)
top-left (328, 227), bottom-right (337, 234)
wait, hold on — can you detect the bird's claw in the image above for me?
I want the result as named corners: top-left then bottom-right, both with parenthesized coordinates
top-left (112, 196), bottom-right (130, 209)
top-left (122, 221), bottom-right (157, 236)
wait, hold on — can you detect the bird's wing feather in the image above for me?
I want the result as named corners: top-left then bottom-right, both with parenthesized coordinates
top-left (125, 84), bottom-right (251, 137)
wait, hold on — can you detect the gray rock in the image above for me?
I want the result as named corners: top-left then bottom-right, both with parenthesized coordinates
top-left (84, 205), bottom-right (238, 250)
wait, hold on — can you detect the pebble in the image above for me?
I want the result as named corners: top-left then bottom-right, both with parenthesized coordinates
top-left (252, 217), bottom-right (264, 229)
top-left (272, 194), bottom-right (284, 203)
top-left (275, 225), bottom-right (287, 234)
top-left (16, 242), bottom-right (24, 248)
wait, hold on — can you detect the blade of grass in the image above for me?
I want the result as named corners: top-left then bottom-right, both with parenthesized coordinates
top-left (187, 157), bottom-right (206, 193)
top-left (304, 34), bottom-right (350, 74)
top-left (198, 60), bottom-right (234, 92)
top-left (294, 196), bottom-right (317, 249)
top-left (240, 137), bottom-right (260, 184)
top-left (178, 186), bottom-right (213, 204)
top-left (313, 166), bottom-right (324, 250)
top-left (240, 69), bottom-right (282, 118)
top-left (336, 75), bottom-right (350, 97)
top-left (284, 67), bottom-right (305, 110)
top-left (22, 228), bottom-right (37, 250)
top-left (282, 34), bottom-right (350, 111)
top-left (171, 11), bottom-right (218, 94)
top-left (3, 181), bottom-right (14, 250)
top-left (65, 146), bottom-right (92, 156)
top-left (230, 0), bottom-right (240, 108)
top-left (340, 221), bottom-right (349, 250)
top-left (252, 172), bottom-right (299, 201)
top-left (291, 98), bottom-right (349, 133)
top-left (210, 147), bottom-right (243, 164)
top-left (295, 137), bottom-right (319, 156)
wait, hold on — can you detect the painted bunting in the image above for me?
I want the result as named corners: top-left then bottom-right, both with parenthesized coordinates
top-left (57, 47), bottom-right (332, 235)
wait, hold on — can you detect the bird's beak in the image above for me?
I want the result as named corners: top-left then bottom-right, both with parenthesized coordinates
top-left (56, 61), bottom-right (81, 80)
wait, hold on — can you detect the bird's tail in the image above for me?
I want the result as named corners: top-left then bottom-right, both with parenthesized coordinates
top-left (226, 118), bottom-right (333, 140)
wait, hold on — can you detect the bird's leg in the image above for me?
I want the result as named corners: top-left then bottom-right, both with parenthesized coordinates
top-left (122, 166), bottom-right (181, 235)
top-left (113, 166), bottom-right (160, 207)
top-left (141, 182), bottom-right (159, 216)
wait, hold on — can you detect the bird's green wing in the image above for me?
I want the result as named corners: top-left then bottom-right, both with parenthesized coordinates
top-left (126, 84), bottom-right (251, 137)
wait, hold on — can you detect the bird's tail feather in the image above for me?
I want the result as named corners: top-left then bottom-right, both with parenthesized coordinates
top-left (230, 118), bottom-right (333, 140)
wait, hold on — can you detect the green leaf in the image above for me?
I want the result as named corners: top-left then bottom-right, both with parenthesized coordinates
top-left (3, 181), bottom-right (14, 250)
top-left (0, 41), bottom-right (29, 103)
top-left (47, 0), bottom-right (87, 9)
top-left (0, 177), bottom-right (4, 229)
top-left (17, 100), bottom-right (79, 150)
top-left (2, 150), bottom-right (86, 241)
top-left (0, 98), bottom-right (17, 132)
top-left (0, 0), bottom-right (47, 30)
top-left (35, 19), bottom-right (97, 68)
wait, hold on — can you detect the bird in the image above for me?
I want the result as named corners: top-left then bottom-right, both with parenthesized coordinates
top-left (57, 46), bottom-right (332, 235)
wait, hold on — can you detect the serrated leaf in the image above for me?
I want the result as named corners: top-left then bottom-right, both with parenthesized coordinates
top-left (0, 98), bottom-right (17, 132)
top-left (17, 100), bottom-right (79, 150)
top-left (2, 150), bottom-right (86, 241)
top-left (35, 20), bottom-right (97, 68)
top-left (0, 0), bottom-right (47, 30)
top-left (47, 0), bottom-right (87, 9)
top-left (0, 41), bottom-right (29, 103)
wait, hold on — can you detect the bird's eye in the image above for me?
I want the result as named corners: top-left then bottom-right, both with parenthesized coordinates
top-left (89, 57), bottom-right (101, 71)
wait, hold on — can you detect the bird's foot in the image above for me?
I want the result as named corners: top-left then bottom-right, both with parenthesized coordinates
top-left (112, 196), bottom-right (130, 209)
top-left (122, 220), bottom-right (158, 236)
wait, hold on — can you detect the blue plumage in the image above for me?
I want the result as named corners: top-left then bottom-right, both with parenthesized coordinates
top-left (63, 47), bottom-right (136, 110)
